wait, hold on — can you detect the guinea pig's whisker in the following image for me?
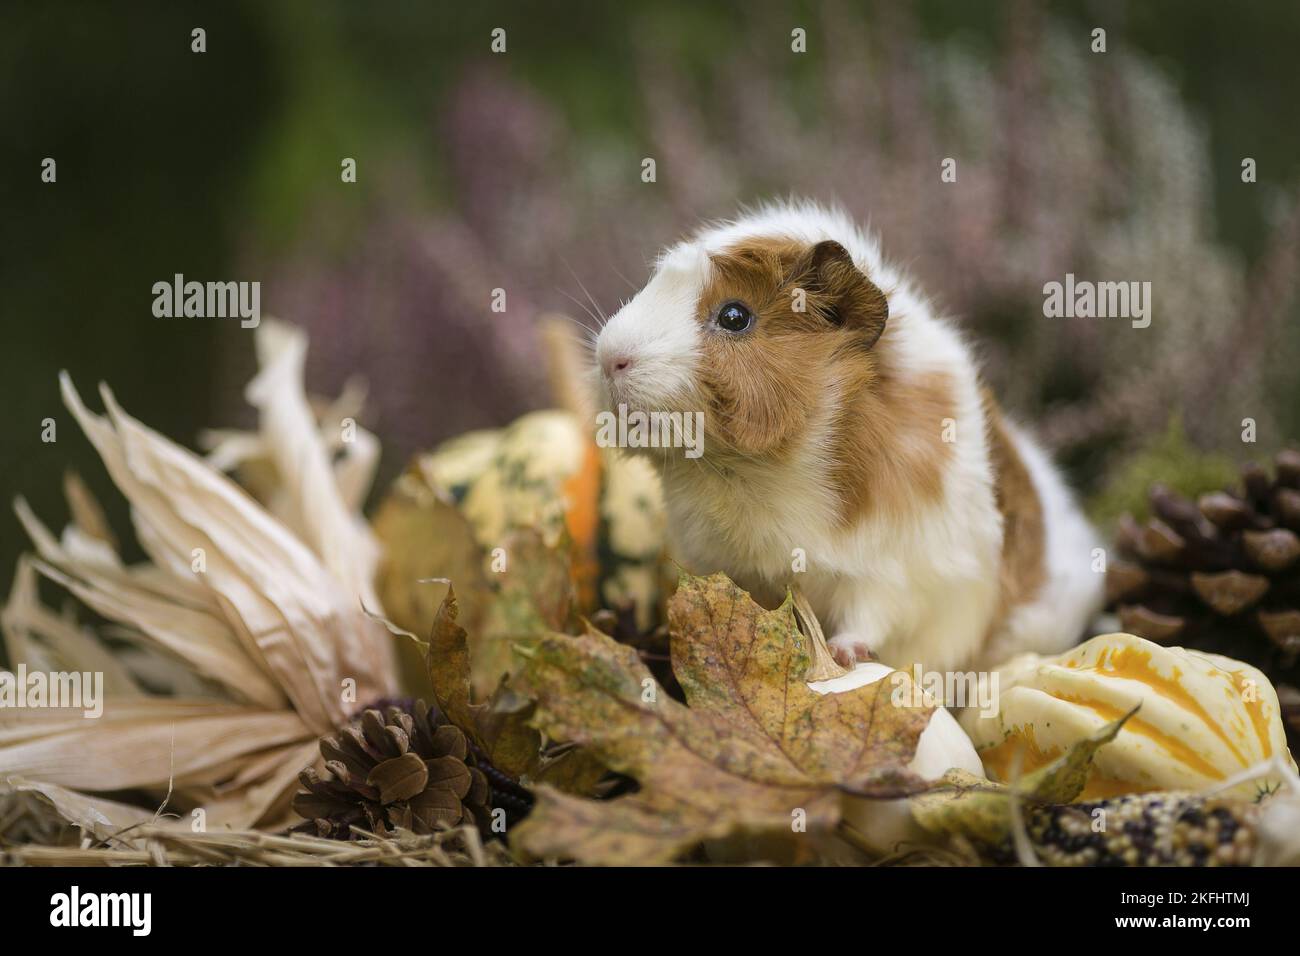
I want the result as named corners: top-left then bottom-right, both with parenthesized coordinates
top-left (559, 256), bottom-right (609, 327)
top-left (549, 319), bottom-right (599, 356)
top-left (607, 258), bottom-right (642, 294)
top-left (553, 289), bottom-right (603, 335)
top-left (566, 313), bottom-right (601, 344)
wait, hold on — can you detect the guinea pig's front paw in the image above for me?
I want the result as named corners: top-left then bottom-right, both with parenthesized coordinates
top-left (828, 633), bottom-right (878, 669)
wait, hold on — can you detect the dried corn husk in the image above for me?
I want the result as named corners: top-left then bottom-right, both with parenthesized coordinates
top-left (1, 320), bottom-right (396, 838)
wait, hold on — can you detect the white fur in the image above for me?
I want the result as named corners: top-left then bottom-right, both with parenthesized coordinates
top-left (976, 420), bottom-right (1105, 668)
top-left (595, 200), bottom-right (1104, 674)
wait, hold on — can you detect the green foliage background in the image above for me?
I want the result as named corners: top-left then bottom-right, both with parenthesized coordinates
top-left (2, 0), bottom-right (1298, 603)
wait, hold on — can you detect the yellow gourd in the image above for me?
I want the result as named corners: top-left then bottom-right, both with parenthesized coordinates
top-left (375, 410), bottom-right (666, 638)
top-left (962, 632), bottom-right (1297, 800)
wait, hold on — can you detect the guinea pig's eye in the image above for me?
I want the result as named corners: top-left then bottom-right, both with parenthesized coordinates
top-left (715, 300), bottom-right (754, 333)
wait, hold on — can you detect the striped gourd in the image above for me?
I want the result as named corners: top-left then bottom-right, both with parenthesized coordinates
top-left (962, 632), bottom-right (1297, 800)
top-left (377, 409), bottom-right (667, 638)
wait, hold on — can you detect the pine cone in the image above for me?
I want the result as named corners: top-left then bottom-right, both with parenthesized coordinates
top-left (292, 699), bottom-right (531, 840)
top-left (1107, 450), bottom-right (1300, 749)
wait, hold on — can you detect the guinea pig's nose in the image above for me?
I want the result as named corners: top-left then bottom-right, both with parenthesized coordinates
top-left (603, 354), bottom-right (633, 378)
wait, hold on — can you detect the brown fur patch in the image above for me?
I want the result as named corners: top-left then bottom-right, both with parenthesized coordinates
top-left (694, 237), bottom-right (824, 456)
top-left (695, 235), bottom-right (953, 525)
top-left (828, 367), bottom-right (956, 526)
top-left (983, 392), bottom-right (1047, 613)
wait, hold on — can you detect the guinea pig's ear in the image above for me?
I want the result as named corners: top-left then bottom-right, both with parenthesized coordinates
top-left (798, 240), bottom-right (889, 349)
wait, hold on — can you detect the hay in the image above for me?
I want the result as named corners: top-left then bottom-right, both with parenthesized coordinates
top-left (0, 793), bottom-right (514, 866)
top-left (2, 827), bottom-right (515, 867)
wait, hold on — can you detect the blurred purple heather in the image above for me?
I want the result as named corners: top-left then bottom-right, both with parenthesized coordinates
top-left (244, 2), bottom-right (1300, 492)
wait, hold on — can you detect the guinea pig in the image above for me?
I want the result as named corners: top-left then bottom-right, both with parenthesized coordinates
top-left (592, 200), bottom-right (1103, 675)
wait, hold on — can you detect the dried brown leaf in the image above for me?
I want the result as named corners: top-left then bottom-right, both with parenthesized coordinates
top-left (510, 572), bottom-right (934, 864)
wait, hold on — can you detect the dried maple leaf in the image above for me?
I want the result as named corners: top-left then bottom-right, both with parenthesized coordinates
top-left (426, 587), bottom-right (606, 794)
top-left (510, 572), bottom-right (934, 864)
